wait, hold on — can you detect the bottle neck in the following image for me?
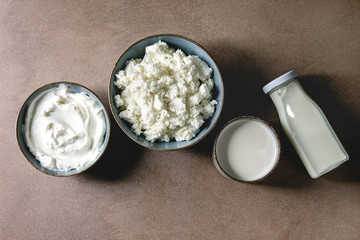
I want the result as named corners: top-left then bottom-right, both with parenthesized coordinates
top-left (268, 78), bottom-right (307, 110)
top-left (267, 78), bottom-right (298, 95)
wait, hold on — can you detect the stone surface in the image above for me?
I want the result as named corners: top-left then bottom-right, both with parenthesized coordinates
top-left (1, 0), bottom-right (359, 239)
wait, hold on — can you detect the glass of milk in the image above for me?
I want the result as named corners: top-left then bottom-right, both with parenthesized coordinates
top-left (263, 70), bottom-right (349, 178)
top-left (213, 116), bottom-right (281, 182)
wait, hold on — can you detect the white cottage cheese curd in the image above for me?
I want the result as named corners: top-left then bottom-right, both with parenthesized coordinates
top-left (114, 41), bottom-right (217, 142)
top-left (24, 84), bottom-right (106, 171)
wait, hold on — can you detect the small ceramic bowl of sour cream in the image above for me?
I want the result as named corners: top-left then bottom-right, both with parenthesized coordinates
top-left (16, 82), bottom-right (111, 176)
top-left (213, 116), bottom-right (280, 182)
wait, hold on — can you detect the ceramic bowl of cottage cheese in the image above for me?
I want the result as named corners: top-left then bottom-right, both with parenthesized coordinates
top-left (109, 34), bottom-right (224, 150)
top-left (16, 82), bottom-right (111, 176)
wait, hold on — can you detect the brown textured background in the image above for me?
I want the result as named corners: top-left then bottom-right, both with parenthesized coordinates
top-left (1, 0), bottom-right (360, 239)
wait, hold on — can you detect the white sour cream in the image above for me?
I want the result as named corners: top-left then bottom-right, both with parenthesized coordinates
top-left (24, 84), bottom-right (106, 171)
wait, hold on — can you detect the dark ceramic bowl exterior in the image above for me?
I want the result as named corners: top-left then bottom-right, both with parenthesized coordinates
top-left (16, 82), bottom-right (111, 176)
top-left (109, 34), bottom-right (224, 151)
top-left (212, 116), bottom-right (281, 183)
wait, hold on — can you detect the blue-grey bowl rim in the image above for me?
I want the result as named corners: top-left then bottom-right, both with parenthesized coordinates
top-left (16, 81), bottom-right (111, 177)
top-left (108, 34), bottom-right (224, 151)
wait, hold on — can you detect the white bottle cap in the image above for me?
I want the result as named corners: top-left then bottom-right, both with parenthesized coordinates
top-left (263, 70), bottom-right (298, 94)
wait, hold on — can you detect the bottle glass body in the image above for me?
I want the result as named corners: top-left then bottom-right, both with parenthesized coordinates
top-left (268, 79), bottom-right (348, 178)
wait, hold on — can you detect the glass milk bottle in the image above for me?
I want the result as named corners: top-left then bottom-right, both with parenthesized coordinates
top-left (263, 70), bottom-right (349, 178)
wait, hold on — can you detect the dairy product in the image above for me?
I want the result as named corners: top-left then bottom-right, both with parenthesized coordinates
top-left (114, 41), bottom-right (217, 142)
top-left (264, 70), bottom-right (349, 178)
top-left (24, 84), bottom-right (106, 171)
top-left (215, 118), bottom-right (279, 182)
